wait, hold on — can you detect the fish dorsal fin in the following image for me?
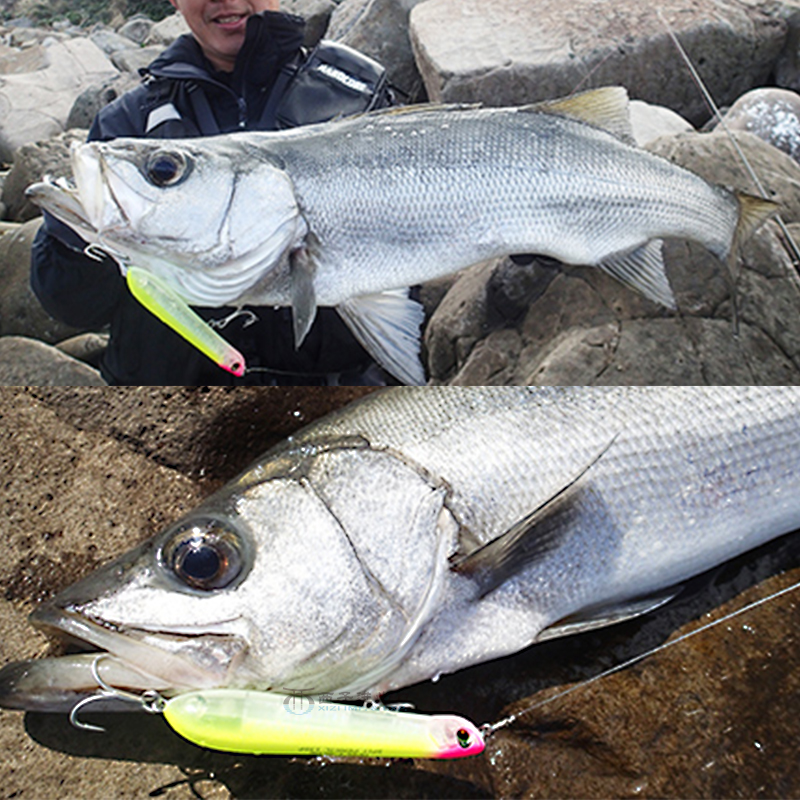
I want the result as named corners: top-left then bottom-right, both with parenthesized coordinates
top-left (336, 289), bottom-right (427, 385)
top-left (453, 435), bottom-right (617, 598)
top-left (535, 586), bottom-right (683, 642)
top-left (598, 239), bottom-right (677, 309)
top-left (525, 86), bottom-right (635, 144)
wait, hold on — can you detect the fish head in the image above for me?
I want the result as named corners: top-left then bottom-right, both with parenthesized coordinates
top-left (27, 135), bottom-right (304, 306)
top-left (2, 437), bottom-right (457, 710)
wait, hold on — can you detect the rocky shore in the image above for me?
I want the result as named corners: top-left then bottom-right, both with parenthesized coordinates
top-left (2, 0), bottom-right (800, 384)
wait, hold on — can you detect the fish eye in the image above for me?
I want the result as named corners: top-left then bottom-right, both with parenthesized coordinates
top-left (144, 150), bottom-right (190, 187)
top-left (160, 517), bottom-right (244, 591)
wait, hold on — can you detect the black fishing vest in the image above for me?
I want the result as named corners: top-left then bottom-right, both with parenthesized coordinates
top-left (143, 40), bottom-right (391, 139)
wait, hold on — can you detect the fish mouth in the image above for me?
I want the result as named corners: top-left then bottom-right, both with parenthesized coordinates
top-left (25, 176), bottom-right (97, 237)
top-left (0, 605), bottom-right (247, 713)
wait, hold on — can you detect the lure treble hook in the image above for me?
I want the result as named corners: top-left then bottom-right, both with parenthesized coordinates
top-left (68, 654), bottom-right (166, 733)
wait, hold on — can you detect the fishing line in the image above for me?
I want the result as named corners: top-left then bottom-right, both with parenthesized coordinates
top-left (485, 575), bottom-right (800, 736)
top-left (657, 9), bottom-right (800, 270)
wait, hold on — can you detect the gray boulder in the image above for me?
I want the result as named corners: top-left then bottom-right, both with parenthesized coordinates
top-left (424, 130), bottom-right (800, 385)
top-left (410, 0), bottom-right (786, 124)
top-left (89, 27), bottom-right (139, 57)
top-left (328, 0), bottom-right (427, 99)
top-left (145, 12), bottom-right (190, 46)
top-left (1, 129), bottom-right (88, 223)
top-left (119, 16), bottom-right (156, 46)
top-left (0, 38), bottom-right (117, 163)
top-left (55, 332), bottom-right (109, 368)
top-left (0, 219), bottom-right (84, 344)
top-left (721, 87), bottom-right (800, 163)
top-left (630, 100), bottom-right (693, 148)
top-left (283, 0), bottom-right (338, 46)
top-left (110, 45), bottom-right (165, 75)
top-left (0, 335), bottom-right (106, 385)
top-left (66, 73), bottom-right (140, 130)
top-left (774, 4), bottom-right (800, 90)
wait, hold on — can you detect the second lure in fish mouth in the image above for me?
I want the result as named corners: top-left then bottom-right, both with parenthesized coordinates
top-left (0, 590), bottom-right (250, 712)
top-left (0, 527), bottom-right (254, 712)
top-left (26, 88), bottom-right (777, 384)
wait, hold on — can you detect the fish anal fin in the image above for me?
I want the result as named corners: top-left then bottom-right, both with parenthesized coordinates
top-left (453, 435), bottom-right (618, 598)
top-left (525, 87), bottom-right (635, 144)
top-left (598, 239), bottom-right (677, 309)
top-left (337, 289), bottom-right (426, 385)
top-left (290, 245), bottom-right (319, 347)
top-left (536, 587), bottom-right (683, 642)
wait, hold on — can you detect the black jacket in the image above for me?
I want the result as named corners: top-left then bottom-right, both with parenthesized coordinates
top-left (31, 11), bottom-right (381, 385)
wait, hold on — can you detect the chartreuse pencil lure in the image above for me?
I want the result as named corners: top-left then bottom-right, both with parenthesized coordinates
top-left (125, 266), bottom-right (246, 377)
top-left (162, 689), bottom-right (485, 759)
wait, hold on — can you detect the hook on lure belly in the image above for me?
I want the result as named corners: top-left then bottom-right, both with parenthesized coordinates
top-left (125, 266), bottom-right (246, 377)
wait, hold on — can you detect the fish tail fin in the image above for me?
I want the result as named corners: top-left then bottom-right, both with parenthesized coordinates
top-left (722, 193), bottom-right (779, 334)
top-left (730, 193), bottom-right (779, 260)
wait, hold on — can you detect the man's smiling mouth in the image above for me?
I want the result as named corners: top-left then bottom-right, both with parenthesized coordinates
top-left (214, 14), bottom-right (247, 25)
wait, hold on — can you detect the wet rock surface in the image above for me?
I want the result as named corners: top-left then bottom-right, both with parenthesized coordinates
top-left (0, 387), bottom-right (798, 799)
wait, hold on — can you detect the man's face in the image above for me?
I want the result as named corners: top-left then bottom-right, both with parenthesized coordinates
top-left (169, 0), bottom-right (280, 72)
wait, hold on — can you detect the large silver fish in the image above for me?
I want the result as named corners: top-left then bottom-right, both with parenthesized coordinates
top-left (27, 89), bottom-right (775, 385)
top-left (0, 387), bottom-right (798, 713)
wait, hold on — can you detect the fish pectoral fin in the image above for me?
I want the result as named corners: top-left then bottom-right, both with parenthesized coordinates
top-left (598, 239), bottom-right (677, 309)
top-left (524, 87), bottom-right (635, 145)
top-left (536, 587), bottom-right (683, 642)
top-left (336, 290), bottom-right (426, 385)
top-left (289, 247), bottom-right (319, 348)
top-left (453, 435), bottom-right (618, 599)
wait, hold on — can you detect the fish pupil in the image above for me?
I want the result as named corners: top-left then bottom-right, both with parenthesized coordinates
top-left (180, 542), bottom-right (222, 582)
top-left (144, 151), bottom-right (188, 187)
top-left (149, 158), bottom-right (179, 185)
top-left (456, 728), bottom-right (471, 748)
top-left (159, 516), bottom-right (245, 591)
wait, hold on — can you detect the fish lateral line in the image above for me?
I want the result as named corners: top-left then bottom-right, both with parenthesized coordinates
top-left (483, 574), bottom-right (800, 738)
